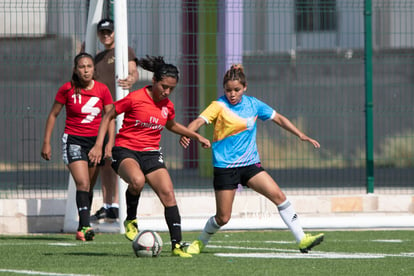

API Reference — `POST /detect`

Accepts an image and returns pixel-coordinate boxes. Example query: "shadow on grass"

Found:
[43,252,132,257]
[0,234,73,242]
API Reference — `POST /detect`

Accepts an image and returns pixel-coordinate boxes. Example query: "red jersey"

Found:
[114,86,175,151]
[55,81,113,136]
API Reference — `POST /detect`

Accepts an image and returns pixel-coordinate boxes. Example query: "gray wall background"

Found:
[0,0,413,194]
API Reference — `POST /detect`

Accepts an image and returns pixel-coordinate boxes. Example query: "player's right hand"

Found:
[88,146,102,166]
[41,143,51,161]
[179,136,191,149]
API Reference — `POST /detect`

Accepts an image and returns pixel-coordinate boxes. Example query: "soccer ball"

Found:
[132,230,163,257]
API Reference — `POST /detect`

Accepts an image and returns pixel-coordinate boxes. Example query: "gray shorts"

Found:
[61,133,105,167]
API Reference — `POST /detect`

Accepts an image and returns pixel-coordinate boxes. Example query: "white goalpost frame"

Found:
[114,0,129,234]
[84,0,105,56]
[63,0,105,233]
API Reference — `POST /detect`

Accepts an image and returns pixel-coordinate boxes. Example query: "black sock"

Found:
[88,191,93,210]
[125,189,140,220]
[165,205,182,250]
[76,190,90,230]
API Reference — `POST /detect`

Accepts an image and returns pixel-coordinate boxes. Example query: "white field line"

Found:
[214,252,414,259]
[372,239,403,243]
[205,239,413,259]
[0,269,97,276]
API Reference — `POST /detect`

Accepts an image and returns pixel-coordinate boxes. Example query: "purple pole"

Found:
[182,0,198,168]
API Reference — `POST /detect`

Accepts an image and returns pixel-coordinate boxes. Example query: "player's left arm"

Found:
[272,113,320,148]
[166,119,210,149]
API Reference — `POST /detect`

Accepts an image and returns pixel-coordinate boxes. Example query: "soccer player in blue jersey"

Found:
[180,64,324,254]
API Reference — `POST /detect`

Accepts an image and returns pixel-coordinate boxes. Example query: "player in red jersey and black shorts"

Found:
[89,19,140,222]
[41,52,115,241]
[88,55,211,257]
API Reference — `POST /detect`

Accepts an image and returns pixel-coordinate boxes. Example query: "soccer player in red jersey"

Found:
[90,19,140,222]
[88,56,211,257]
[41,52,115,242]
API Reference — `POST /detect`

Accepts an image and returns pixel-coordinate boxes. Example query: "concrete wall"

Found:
[1,193,413,234]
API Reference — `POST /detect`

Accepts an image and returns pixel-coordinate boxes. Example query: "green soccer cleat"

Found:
[124,219,139,241]
[76,226,95,241]
[299,233,324,253]
[185,239,204,255]
[172,243,192,258]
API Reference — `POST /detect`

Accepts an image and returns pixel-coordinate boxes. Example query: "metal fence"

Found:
[0,0,413,199]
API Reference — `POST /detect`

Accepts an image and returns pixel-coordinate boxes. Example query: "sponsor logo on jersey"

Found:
[161,106,168,118]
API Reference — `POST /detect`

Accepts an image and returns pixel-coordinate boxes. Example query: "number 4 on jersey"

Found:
[81,97,101,123]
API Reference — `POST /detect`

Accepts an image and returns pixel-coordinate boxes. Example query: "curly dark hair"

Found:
[138,55,179,83]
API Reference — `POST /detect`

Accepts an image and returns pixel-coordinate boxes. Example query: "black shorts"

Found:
[61,133,105,167]
[111,146,167,175]
[213,163,265,191]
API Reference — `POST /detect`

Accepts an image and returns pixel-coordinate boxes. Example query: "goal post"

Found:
[113,0,129,234]
[84,0,104,56]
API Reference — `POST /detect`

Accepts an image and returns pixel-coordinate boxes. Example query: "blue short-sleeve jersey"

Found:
[200,95,276,168]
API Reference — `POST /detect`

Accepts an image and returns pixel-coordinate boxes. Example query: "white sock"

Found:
[103,203,110,209]
[111,203,119,208]
[198,216,221,246]
[278,200,305,242]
